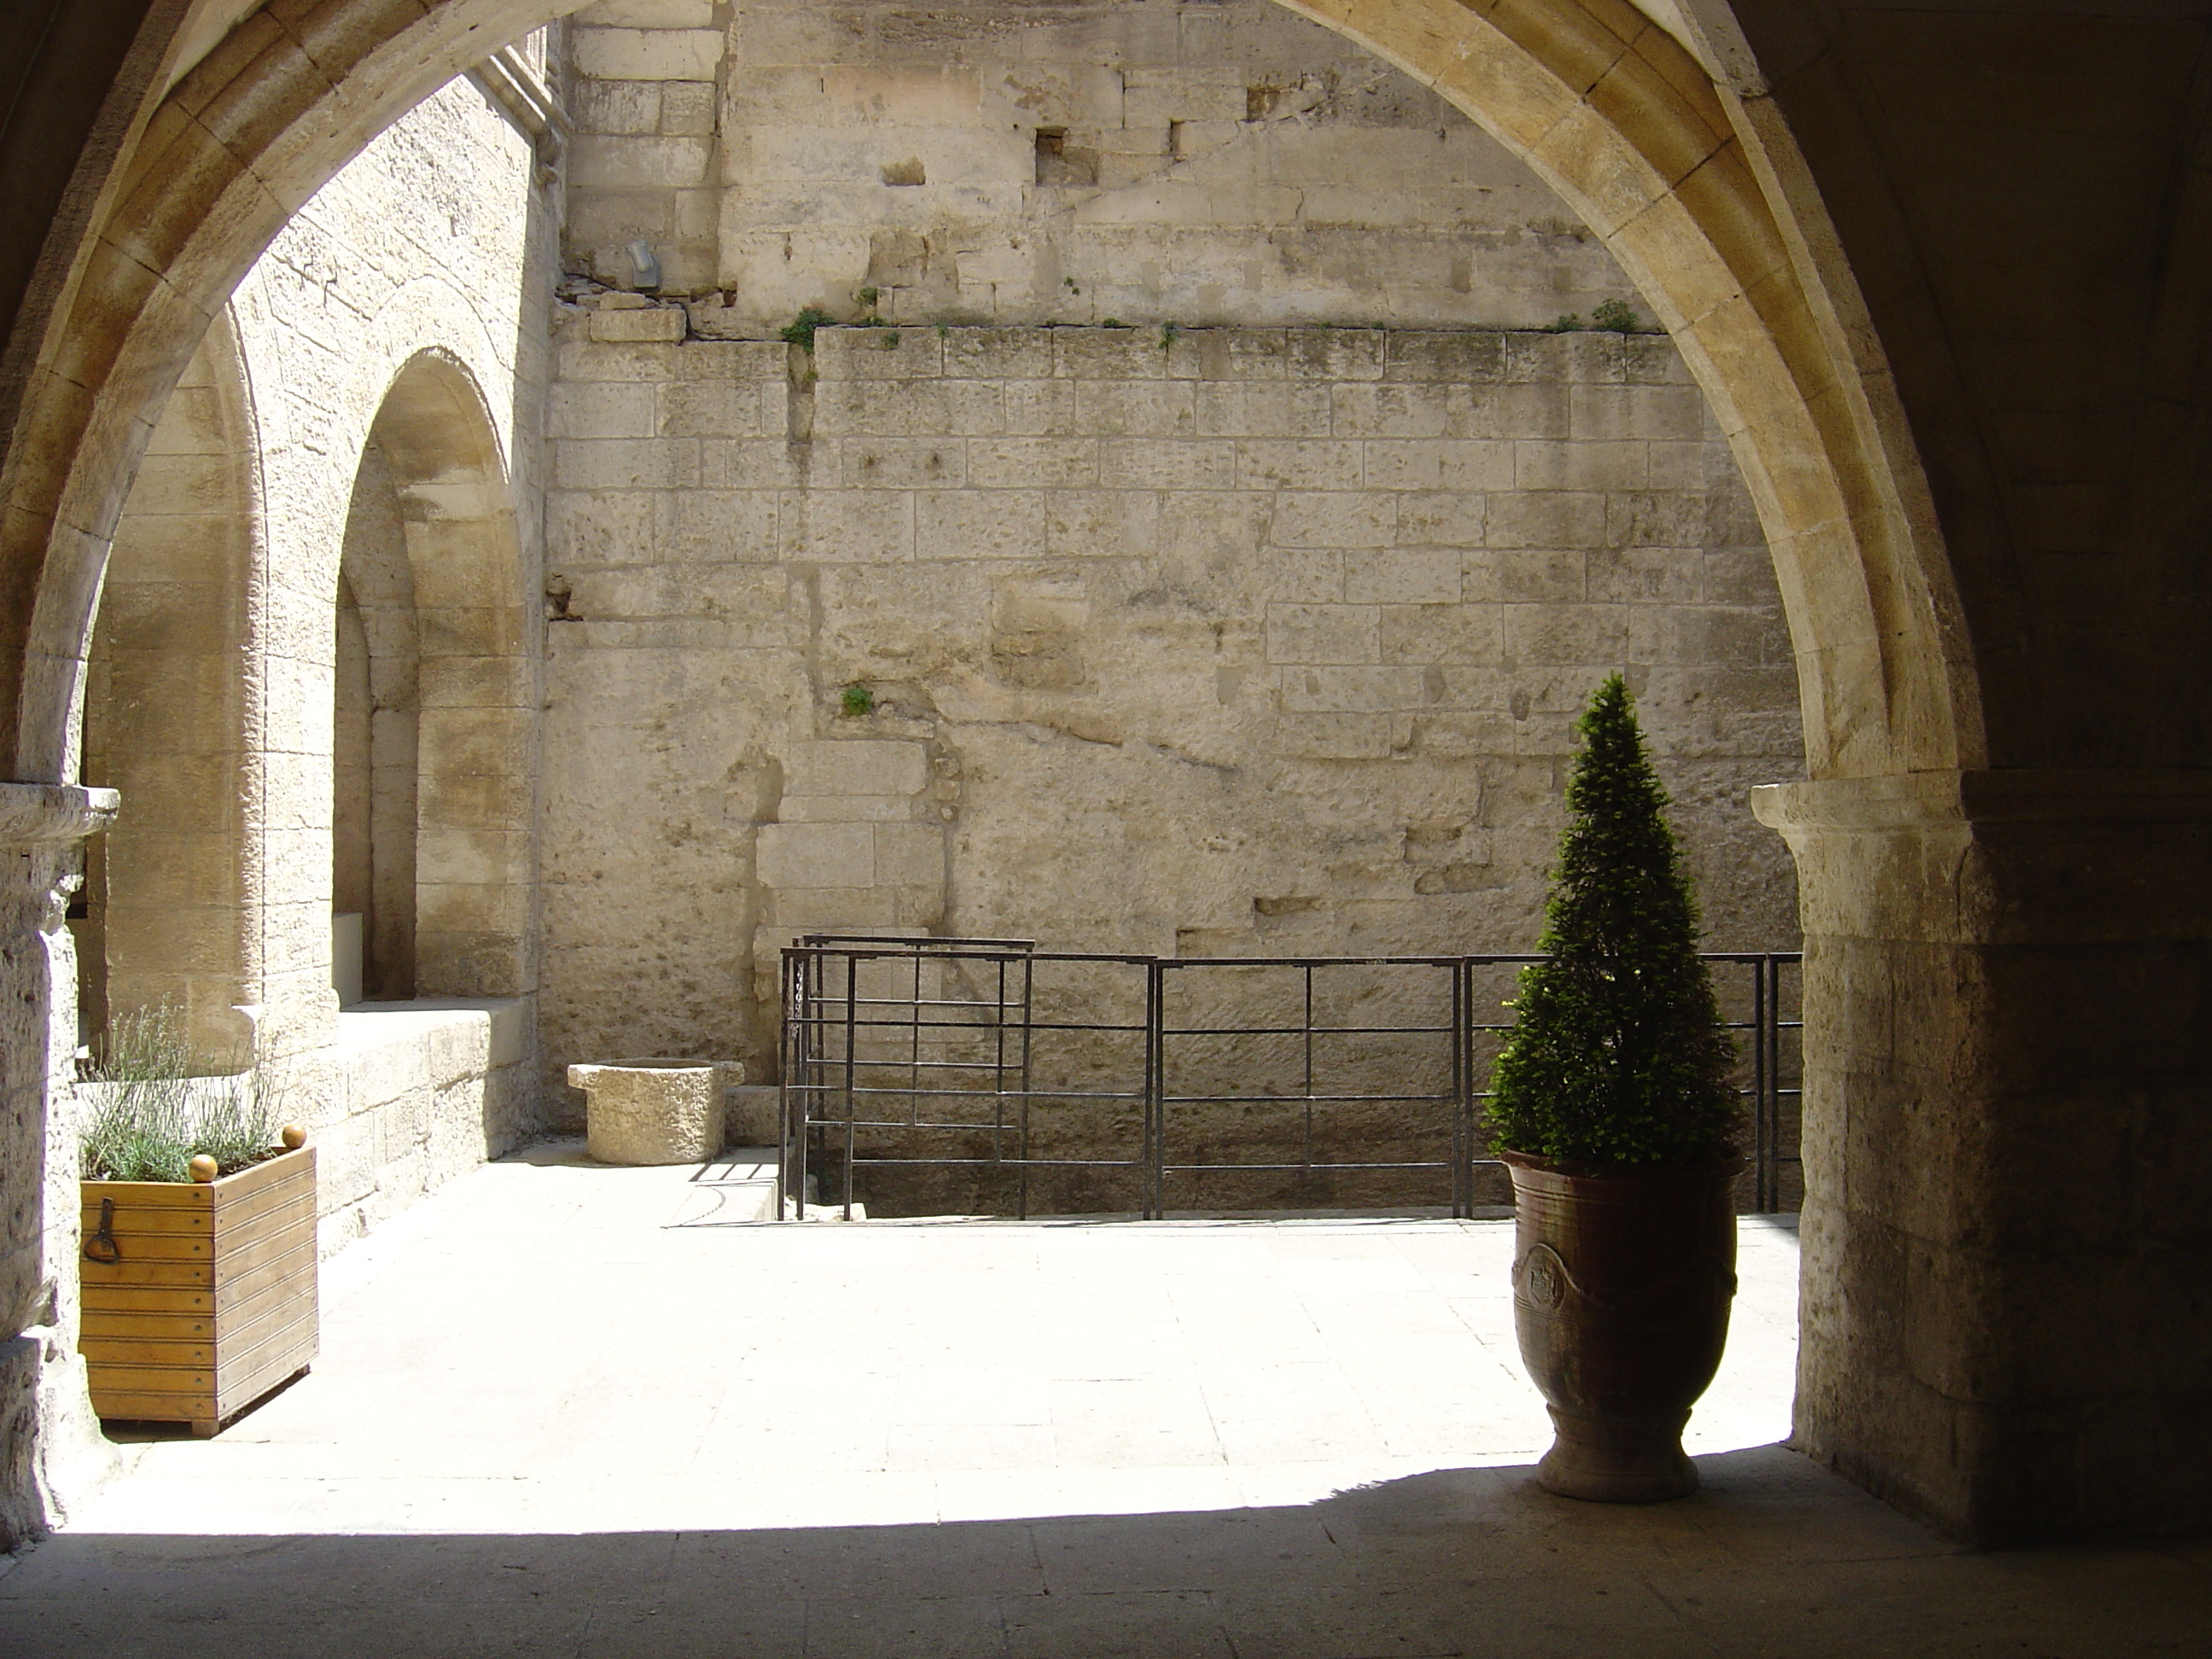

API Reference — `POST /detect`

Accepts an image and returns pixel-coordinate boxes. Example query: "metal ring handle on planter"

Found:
[83,1197,121,1264]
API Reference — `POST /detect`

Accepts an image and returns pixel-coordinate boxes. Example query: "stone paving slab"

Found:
[3,1142,2207,1655]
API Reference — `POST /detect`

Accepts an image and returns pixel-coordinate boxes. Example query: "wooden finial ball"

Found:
[188,1155,219,1184]
[281,1124,307,1150]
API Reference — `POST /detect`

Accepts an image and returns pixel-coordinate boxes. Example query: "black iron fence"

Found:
[780,934,1802,1220]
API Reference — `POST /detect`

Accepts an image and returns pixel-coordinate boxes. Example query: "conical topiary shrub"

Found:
[1487,674,1739,1167]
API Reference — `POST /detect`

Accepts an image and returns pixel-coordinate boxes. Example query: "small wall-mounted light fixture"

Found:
[626,240,662,293]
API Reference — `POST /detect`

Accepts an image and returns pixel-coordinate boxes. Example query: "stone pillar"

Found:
[1754,771,2212,1545]
[0,783,119,1548]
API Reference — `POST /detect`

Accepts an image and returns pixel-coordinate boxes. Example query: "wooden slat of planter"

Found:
[90,1363,217,1395]
[79,1207,212,1235]
[80,1336,217,1367]
[82,1285,214,1313]
[90,1390,224,1422]
[85,1232,213,1265]
[83,1258,214,1289]
[82,1309,214,1341]
[79,1181,211,1208]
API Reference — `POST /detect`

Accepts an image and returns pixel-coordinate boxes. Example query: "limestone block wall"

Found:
[319,1000,534,1253]
[560,0,1638,333]
[563,0,726,296]
[541,315,1802,1102]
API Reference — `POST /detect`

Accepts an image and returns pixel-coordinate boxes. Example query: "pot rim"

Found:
[1498,1146,1745,1185]
[573,1057,738,1071]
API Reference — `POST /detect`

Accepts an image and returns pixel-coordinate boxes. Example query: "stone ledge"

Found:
[0,784,118,845]
[334,997,531,1074]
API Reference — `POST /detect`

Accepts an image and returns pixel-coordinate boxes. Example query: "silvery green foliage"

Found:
[79,1005,281,1182]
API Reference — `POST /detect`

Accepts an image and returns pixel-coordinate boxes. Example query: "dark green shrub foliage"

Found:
[1487,675,1739,1167]
[778,306,838,351]
[1591,297,1640,333]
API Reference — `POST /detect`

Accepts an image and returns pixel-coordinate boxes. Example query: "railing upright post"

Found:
[1452,958,1471,1220]
[1754,955,1773,1213]
[841,952,859,1220]
[1144,959,1164,1220]
[1771,954,1788,1213]
[1016,954,1036,1221]
[787,946,805,1220]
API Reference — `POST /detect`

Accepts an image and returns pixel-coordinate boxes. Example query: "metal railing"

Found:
[781,934,1802,1220]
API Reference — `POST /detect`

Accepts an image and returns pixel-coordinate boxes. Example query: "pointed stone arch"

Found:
[347,347,534,1003]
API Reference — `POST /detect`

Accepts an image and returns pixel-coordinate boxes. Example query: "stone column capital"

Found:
[1755,768,2212,944]
[0,784,118,847]
[1753,768,2212,835]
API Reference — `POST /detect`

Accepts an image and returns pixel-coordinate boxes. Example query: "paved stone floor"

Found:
[3,1143,2207,1656]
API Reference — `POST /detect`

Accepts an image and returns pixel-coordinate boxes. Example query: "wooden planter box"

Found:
[79,1145,318,1436]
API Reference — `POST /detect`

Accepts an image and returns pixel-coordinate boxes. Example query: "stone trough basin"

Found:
[568,1059,743,1166]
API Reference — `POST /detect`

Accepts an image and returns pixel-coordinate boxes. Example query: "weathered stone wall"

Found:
[563,0,727,296]
[542,316,1802,1109]
[563,0,1640,332]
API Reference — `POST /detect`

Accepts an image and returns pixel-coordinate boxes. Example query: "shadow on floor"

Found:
[4,1447,2208,1657]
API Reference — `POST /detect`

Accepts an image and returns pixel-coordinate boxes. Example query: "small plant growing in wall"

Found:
[1545,312,1582,334]
[839,683,876,719]
[779,306,838,352]
[1160,321,1179,351]
[1487,674,1738,1167]
[1591,298,1641,334]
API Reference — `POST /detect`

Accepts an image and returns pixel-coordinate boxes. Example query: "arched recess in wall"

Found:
[334,434,421,1004]
[79,310,258,1070]
[340,348,533,1003]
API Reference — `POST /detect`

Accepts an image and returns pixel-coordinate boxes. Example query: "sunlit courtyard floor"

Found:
[4,1142,2207,1656]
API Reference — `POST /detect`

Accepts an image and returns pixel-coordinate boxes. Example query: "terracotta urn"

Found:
[1501,1150,1743,1501]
